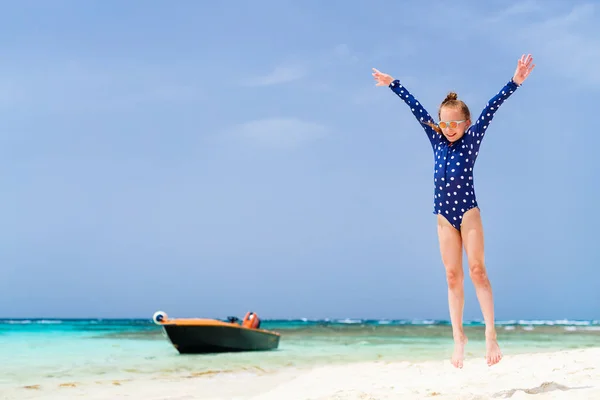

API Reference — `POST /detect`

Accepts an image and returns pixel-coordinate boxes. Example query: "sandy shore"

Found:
[6,347,600,400]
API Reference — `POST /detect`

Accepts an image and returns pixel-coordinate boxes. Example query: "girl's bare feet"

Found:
[485,331,503,366]
[452,333,468,368]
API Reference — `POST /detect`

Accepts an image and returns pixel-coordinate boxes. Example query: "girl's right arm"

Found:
[388,79,442,149]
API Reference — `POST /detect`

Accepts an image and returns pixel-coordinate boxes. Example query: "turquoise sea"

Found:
[2,318,599,391]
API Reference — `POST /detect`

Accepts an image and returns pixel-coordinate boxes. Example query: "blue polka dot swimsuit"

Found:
[389,78,520,231]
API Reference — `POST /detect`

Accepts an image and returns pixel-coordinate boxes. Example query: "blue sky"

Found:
[1,0,599,321]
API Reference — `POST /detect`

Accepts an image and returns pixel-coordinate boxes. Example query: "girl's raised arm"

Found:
[468,54,535,148]
[373,68,442,150]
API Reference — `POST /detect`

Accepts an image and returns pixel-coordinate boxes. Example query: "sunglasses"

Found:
[438,120,466,129]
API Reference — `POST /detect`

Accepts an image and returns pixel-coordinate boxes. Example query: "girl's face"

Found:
[439,106,470,142]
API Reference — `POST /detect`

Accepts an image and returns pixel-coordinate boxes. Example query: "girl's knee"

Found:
[445,268,464,288]
[468,261,488,285]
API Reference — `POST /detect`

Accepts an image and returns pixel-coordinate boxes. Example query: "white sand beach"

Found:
[7,347,600,400]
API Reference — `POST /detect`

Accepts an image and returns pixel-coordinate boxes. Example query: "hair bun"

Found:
[443,92,458,103]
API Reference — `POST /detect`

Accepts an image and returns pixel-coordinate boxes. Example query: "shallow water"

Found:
[2,318,599,389]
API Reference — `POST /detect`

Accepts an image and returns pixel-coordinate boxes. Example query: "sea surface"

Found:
[1,318,599,391]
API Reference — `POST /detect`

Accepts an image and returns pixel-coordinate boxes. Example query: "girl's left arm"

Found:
[468,79,520,146]
[469,54,534,143]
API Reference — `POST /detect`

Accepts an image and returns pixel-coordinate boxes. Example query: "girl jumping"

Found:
[372,54,535,368]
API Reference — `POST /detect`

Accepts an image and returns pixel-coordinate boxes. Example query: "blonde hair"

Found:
[424,92,471,134]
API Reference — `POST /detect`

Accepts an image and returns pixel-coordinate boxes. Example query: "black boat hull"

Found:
[162,324,280,354]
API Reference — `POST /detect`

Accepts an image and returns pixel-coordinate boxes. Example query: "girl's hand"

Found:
[372,68,394,86]
[512,54,535,85]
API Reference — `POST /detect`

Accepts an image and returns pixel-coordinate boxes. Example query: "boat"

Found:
[152,310,280,354]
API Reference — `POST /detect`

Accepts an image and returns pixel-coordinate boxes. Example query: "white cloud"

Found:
[243,44,359,88]
[332,44,359,63]
[244,65,307,86]
[0,60,203,113]
[485,0,542,22]
[229,117,327,149]
[479,2,600,87]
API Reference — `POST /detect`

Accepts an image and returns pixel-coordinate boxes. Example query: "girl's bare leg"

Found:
[437,215,467,368]
[461,208,502,366]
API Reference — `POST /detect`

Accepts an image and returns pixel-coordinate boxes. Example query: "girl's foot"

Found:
[452,334,468,368]
[485,338,502,366]
[485,330,503,366]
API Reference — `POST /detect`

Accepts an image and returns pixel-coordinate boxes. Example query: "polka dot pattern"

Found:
[389,78,520,230]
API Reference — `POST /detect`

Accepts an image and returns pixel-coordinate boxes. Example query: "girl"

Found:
[372,54,535,368]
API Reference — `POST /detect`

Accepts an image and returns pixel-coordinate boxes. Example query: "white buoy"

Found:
[153,311,168,324]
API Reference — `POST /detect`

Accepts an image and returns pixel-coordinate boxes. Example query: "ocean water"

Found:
[1,318,599,391]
